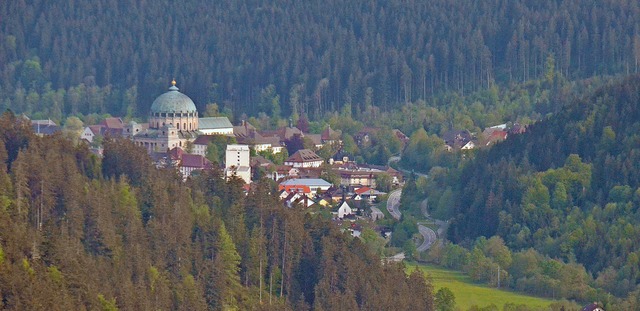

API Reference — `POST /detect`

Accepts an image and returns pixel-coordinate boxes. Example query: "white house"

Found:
[337,201,353,219]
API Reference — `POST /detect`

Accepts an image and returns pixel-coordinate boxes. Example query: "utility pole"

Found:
[497,266,501,289]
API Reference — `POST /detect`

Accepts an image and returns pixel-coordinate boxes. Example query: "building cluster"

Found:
[23,81,399,219]
[27,81,525,222]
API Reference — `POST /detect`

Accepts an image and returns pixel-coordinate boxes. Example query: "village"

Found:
[24,81,525,240]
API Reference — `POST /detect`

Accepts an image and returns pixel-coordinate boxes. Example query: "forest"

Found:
[1,0,640,121]
[0,112,435,310]
[427,75,640,308]
[3,0,640,309]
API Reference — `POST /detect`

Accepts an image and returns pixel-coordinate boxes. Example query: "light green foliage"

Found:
[98,294,119,311]
[360,228,386,257]
[0,245,4,265]
[48,266,64,284]
[63,116,84,142]
[483,236,512,269]
[545,54,555,84]
[434,287,456,311]
[375,173,392,192]
[22,258,35,276]
[407,263,556,310]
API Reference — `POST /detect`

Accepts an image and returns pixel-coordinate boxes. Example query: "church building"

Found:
[123,80,231,153]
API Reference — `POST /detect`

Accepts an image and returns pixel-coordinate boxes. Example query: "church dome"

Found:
[150,81,197,114]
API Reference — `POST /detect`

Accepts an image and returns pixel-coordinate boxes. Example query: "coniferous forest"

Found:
[4,0,640,309]
[441,76,640,306]
[0,112,434,310]
[1,0,640,119]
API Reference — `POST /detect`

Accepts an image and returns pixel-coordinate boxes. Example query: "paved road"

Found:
[417,225,437,252]
[387,189,402,220]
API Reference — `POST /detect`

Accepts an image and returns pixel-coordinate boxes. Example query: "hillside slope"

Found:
[449,75,640,297]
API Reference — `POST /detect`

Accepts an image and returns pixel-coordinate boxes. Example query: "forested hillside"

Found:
[1,0,639,119]
[446,75,640,300]
[0,112,434,310]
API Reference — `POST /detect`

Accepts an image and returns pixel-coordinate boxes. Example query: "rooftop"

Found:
[280,178,332,188]
[199,117,233,130]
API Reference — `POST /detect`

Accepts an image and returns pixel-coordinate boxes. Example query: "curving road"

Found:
[386,188,442,252]
[417,225,437,252]
[386,189,402,220]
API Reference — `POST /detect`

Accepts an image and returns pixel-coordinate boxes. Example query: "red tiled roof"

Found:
[286,149,323,163]
[355,187,372,195]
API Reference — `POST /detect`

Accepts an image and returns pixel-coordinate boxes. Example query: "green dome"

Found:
[150,84,197,114]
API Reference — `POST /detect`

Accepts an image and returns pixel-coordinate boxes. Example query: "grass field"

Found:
[406,262,556,310]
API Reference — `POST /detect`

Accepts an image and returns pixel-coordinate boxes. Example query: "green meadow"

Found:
[406,263,557,310]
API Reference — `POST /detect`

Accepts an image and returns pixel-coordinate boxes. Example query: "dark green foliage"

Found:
[444,75,640,304]
[0,121,435,310]
[1,1,639,119]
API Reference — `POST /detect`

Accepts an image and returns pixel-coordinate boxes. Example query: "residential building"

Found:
[225,144,251,184]
[284,149,324,168]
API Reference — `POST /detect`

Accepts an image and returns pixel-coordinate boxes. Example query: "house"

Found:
[31,119,60,136]
[461,140,476,150]
[262,126,303,142]
[442,129,474,150]
[354,127,379,147]
[335,163,403,188]
[509,123,527,135]
[100,117,124,136]
[305,134,324,149]
[392,129,410,145]
[321,125,341,145]
[336,201,353,219]
[480,129,508,147]
[580,303,604,311]
[284,149,324,168]
[81,126,100,143]
[272,165,299,181]
[199,117,234,135]
[329,149,352,165]
[355,187,386,202]
[180,153,212,179]
[279,178,332,195]
[192,135,215,157]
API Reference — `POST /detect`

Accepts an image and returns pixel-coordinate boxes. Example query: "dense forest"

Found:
[0,112,435,310]
[1,0,640,120]
[438,75,640,306]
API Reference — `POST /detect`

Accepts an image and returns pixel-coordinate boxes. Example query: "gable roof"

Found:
[233,121,257,137]
[250,155,273,167]
[355,187,372,195]
[286,149,323,163]
[199,117,233,129]
[181,154,211,169]
[101,117,124,129]
[193,135,213,145]
[262,126,303,141]
[306,134,323,146]
[321,126,339,141]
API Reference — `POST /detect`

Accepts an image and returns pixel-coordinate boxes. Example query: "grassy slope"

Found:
[406,263,556,310]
